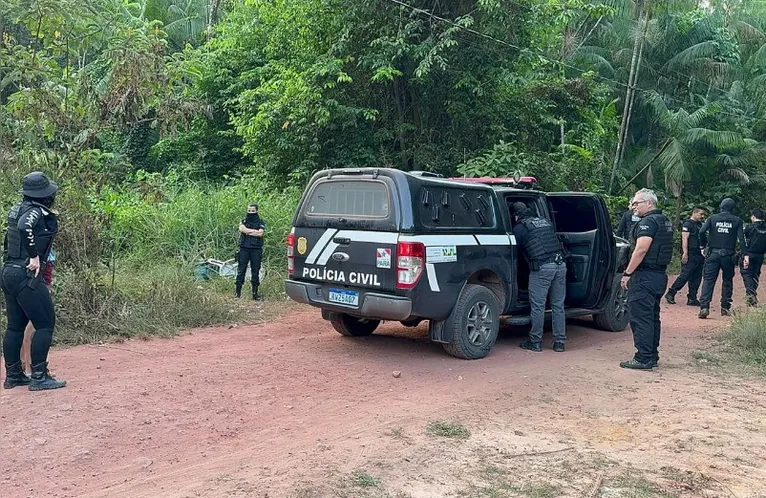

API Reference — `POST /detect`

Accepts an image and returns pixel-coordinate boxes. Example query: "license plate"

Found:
[328,289,359,306]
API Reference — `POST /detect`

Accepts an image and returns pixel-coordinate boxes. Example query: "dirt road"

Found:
[2,281,766,498]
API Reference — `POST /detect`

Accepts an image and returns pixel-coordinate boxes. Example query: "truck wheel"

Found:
[593,275,630,332]
[329,313,380,337]
[442,285,500,360]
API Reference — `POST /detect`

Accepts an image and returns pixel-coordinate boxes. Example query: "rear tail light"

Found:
[396,241,425,289]
[287,233,296,275]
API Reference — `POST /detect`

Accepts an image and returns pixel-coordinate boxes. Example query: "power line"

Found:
[386,0,766,124]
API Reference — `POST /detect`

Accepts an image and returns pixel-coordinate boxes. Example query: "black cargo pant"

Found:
[1,265,55,367]
[628,270,668,365]
[741,254,764,305]
[699,250,735,310]
[668,253,704,301]
[236,247,262,293]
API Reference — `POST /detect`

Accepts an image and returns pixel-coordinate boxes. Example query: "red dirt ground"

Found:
[2,277,765,498]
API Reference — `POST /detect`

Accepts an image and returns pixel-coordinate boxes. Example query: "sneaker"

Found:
[619,359,653,370]
[687,299,701,306]
[721,308,733,317]
[519,340,542,352]
[552,341,565,353]
[698,308,709,319]
[665,293,676,305]
[651,358,659,368]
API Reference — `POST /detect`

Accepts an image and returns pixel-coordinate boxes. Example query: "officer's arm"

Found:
[253,222,265,238]
[17,207,41,258]
[699,218,711,237]
[625,237,652,274]
[738,221,747,251]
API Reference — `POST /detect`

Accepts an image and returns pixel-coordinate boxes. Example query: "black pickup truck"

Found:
[285,168,631,359]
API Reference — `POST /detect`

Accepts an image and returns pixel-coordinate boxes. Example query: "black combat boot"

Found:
[619,358,653,370]
[252,285,262,301]
[519,340,542,352]
[664,292,676,305]
[235,284,242,299]
[698,308,709,319]
[552,341,565,353]
[3,361,31,389]
[28,362,66,391]
[721,308,733,317]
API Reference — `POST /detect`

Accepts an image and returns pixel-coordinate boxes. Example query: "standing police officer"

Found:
[512,202,567,353]
[235,203,265,300]
[665,206,707,306]
[698,198,746,318]
[741,208,766,306]
[620,189,673,370]
[2,172,66,391]
[616,203,640,241]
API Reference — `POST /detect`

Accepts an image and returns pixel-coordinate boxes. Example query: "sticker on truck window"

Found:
[426,246,457,263]
[376,248,392,268]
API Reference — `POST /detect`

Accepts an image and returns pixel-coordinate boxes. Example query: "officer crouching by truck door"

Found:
[698,198,746,319]
[741,208,766,306]
[511,202,568,353]
[2,172,66,391]
[620,189,673,370]
[665,206,707,306]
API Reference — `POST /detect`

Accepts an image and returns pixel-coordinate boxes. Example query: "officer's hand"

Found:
[682,253,688,265]
[744,255,750,269]
[26,256,40,277]
[621,275,630,290]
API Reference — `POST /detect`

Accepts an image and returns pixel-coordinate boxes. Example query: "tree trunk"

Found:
[674,183,684,228]
[207,0,223,41]
[609,4,646,193]
[617,10,649,168]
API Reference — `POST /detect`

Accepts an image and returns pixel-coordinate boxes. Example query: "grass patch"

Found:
[602,473,676,498]
[426,420,471,439]
[350,470,382,489]
[724,308,766,372]
[461,465,561,498]
[691,351,723,365]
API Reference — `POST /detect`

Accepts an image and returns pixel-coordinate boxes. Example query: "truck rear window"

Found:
[305,180,390,218]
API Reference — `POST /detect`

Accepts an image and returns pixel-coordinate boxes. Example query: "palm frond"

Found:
[735,20,766,45]
[722,167,751,185]
[657,138,688,183]
[664,41,719,71]
[682,128,745,150]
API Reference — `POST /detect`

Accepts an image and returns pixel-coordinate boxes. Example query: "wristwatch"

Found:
[623,271,633,277]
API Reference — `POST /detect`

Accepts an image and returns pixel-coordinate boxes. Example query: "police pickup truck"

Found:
[285,168,631,359]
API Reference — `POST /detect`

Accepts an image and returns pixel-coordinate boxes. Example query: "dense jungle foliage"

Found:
[1,0,766,341]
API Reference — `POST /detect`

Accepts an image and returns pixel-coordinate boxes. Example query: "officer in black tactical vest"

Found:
[619,189,673,370]
[512,202,567,353]
[2,172,66,391]
[235,203,266,300]
[665,206,707,306]
[698,198,746,318]
[616,203,640,241]
[741,208,766,306]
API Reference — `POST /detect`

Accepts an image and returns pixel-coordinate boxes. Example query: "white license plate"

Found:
[328,289,359,306]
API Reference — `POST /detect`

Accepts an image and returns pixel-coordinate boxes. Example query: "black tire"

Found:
[442,284,500,360]
[593,274,630,332]
[400,318,423,328]
[329,313,380,337]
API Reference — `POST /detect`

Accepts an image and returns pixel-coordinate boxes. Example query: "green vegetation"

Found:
[426,420,471,439]
[724,308,766,372]
[3,0,766,343]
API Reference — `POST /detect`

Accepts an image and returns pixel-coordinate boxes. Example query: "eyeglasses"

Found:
[630,199,649,207]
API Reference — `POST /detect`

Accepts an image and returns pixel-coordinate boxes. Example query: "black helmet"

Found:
[21,172,58,199]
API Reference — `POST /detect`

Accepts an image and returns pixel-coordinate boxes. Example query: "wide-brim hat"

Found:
[20,171,58,198]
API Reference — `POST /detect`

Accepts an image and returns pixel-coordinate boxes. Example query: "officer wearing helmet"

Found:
[698,198,746,318]
[2,172,66,391]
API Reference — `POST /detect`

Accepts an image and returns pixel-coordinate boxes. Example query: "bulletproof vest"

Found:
[637,211,674,271]
[4,201,53,264]
[239,216,263,249]
[746,221,766,255]
[519,217,562,264]
[707,213,741,250]
[686,220,702,249]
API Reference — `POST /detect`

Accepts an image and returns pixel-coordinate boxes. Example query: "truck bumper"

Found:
[285,280,413,321]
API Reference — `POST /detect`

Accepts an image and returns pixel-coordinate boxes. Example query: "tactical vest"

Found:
[519,217,562,264]
[637,211,674,271]
[239,216,264,249]
[4,201,54,264]
[686,220,702,249]
[707,213,740,250]
[746,221,766,255]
